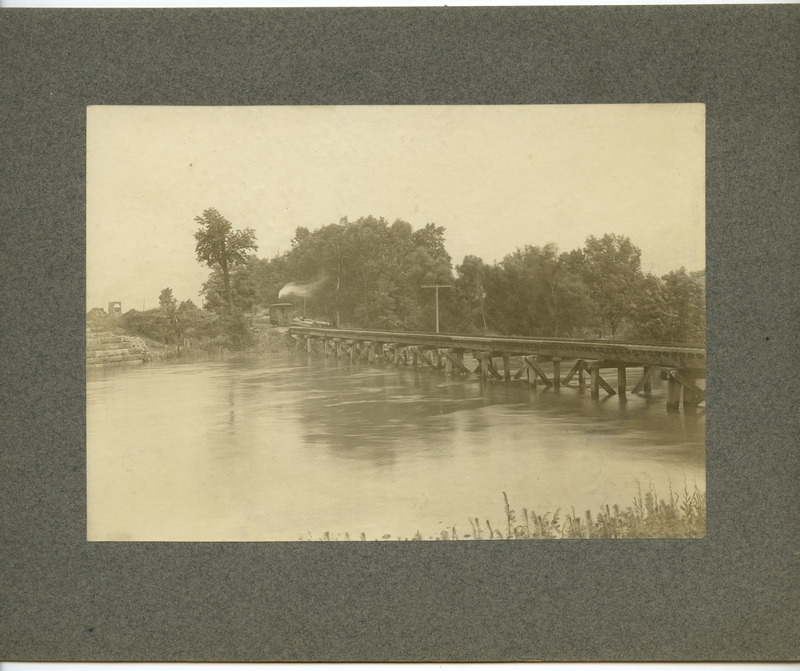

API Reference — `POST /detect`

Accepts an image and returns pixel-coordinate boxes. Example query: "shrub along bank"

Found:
[88,305,290,362]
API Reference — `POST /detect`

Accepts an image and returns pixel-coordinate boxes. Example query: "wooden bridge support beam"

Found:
[675,369,705,408]
[443,349,454,375]
[666,371,682,412]
[415,347,440,373]
[553,357,561,389]
[524,356,553,389]
[617,365,627,399]
[560,360,588,390]
[442,350,471,376]
[472,352,500,380]
[482,355,502,380]
[664,369,705,411]
[588,363,617,400]
[631,365,658,395]
[502,354,511,381]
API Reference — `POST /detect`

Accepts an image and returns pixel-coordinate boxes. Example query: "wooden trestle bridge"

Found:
[287,326,706,412]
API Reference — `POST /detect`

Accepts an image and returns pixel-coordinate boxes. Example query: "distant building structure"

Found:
[108,301,122,318]
[268,303,295,326]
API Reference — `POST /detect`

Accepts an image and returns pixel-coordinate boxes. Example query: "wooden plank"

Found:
[631,365,657,394]
[415,347,440,372]
[578,361,586,390]
[444,349,454,374]
[441,350,471,375]
[666,373,683,412]
[617,365,627,397]
[525,362,536,388]
[597,371,617,396]
[524,356,553,388]
[502,354,511,381]
[673,370,706,406]
[486,356,503,380]
[553,357,561,388]
[476,352,490,380]
[588,363,616,397]
[561,360,582,385]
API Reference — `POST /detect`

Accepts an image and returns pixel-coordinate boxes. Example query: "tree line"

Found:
[186,208,704,344]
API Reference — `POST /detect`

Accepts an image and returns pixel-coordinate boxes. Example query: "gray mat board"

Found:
[1,6,799,661]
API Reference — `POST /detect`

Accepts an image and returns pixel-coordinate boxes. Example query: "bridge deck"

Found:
[287,326,705,370]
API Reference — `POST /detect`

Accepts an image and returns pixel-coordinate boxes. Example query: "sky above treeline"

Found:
[87,104,705,313]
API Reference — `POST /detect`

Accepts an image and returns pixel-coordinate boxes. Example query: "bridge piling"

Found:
[666,371,682,412]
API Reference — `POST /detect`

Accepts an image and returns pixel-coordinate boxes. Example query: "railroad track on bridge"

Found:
[287,326,706,412]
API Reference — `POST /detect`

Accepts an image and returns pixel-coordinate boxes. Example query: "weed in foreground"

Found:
[300,480,705,541]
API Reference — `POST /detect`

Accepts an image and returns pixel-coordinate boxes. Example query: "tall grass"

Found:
[299,481,706,541]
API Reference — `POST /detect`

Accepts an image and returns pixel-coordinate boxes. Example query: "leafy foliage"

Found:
[194,208,258,311]
[158,287,177,313]
[192,212,703,343]
[580,233,644,336]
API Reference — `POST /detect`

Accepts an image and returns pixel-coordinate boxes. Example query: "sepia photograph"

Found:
[5,2,798,662]
[87,104,706,542]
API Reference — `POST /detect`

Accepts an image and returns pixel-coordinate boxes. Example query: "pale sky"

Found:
[87,104,705,312]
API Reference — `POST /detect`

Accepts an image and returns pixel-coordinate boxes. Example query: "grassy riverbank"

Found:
[300,482,706,541]
[88,309,293,365]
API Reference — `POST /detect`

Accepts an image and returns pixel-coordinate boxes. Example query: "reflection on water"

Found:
[87,354,705,541]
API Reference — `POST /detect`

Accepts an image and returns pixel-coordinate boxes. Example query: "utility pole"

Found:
[421,284,453,333]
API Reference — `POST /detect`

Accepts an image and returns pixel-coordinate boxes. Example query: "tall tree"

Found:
[581,233,644,336]
[453,255,489,333]
[158,287,177,313]
[194,208,258,312]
